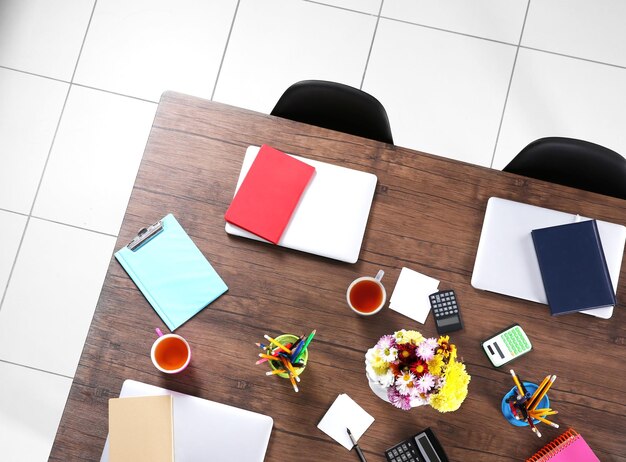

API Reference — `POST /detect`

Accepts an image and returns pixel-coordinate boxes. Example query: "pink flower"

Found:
[387,387,412,411]
[416,373,436,394]
[417,341,436,361]
[377,335,396,350]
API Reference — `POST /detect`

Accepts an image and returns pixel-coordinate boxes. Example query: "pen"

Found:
[346,428,367,462]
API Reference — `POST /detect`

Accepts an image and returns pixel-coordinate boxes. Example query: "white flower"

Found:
[378,369,395,388]
[409,394,429,407]
[380,347,398,362]
[395,371,417,396]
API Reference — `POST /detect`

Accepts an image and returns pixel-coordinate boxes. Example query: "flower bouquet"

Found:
[365,329,470,412]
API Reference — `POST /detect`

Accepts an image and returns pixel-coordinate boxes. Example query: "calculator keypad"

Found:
[385,440,423,462]
[430,291,458,317]
[429,290,463,334]
[501,326,531,356]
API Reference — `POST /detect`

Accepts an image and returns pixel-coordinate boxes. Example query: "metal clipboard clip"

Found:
[127,219,164,251]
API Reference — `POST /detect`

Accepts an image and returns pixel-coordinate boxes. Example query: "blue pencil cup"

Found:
[501,381,550,426]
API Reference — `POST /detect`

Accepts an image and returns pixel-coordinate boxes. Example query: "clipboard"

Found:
[115,214,228,331]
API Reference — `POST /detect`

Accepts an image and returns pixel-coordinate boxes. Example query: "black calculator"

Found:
[385,428,449,462]
[429,290,463,334]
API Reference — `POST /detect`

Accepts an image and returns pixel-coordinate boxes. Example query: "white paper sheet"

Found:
[389,267,440,323]
[317,394,374,450]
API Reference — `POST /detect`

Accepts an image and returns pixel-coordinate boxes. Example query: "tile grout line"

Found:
[0,208,28,218]
[360,0,385,90]
[0,65,71,84]
[69,0,98,84]
[303,0,379,17]
[0,0,99,314]
[518,44,626,70]
[31,216,118,238]
[488,0,532,169]
[0,359,73,380]
[381,15,519,47]
[71,82,158,105]
[211,0,241,101]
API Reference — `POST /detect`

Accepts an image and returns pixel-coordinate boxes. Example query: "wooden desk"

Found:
[50,92,626,461]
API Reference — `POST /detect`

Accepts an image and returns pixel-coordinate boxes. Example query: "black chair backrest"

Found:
[503,137,626,200]
[271,80,394,144]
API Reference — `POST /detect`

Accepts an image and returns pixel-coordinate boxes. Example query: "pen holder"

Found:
[501,381,550,426]
[268,334,308,379]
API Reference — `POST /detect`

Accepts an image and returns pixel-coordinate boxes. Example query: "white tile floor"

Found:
[0,1,625,460]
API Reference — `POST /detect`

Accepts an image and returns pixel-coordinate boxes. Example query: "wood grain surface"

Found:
[49,91,626,462]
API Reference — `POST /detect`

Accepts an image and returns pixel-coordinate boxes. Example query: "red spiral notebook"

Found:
[224,144,315,244]
[526,428,599,462]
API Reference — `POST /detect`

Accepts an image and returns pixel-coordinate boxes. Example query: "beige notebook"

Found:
[109,395,174,462]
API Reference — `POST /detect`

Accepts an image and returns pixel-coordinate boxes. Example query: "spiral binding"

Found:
[526,428,579,462]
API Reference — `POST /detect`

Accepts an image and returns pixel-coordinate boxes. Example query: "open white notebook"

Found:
[226,146,377,263]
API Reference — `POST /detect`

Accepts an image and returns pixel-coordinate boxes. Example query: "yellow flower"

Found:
[394,329,424,345]
[427,355,444,376]
[430,362,471,413]
[370,354,390,376]
[436,335,456,359]
[403,330,425,345]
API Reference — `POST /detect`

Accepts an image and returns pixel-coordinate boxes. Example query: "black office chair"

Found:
[271,80,394,144]
[503,137,626,200]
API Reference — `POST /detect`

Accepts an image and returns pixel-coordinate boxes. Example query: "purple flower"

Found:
[388,387,412,411]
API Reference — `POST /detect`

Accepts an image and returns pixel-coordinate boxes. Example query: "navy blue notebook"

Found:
[531,220,615,316]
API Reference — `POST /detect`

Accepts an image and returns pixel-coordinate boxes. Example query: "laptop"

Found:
[100,380,273,462]
[225,146,378,264]
[471,197,626,319]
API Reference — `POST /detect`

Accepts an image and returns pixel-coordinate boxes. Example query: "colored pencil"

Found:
[264,334,292,354]
[532,415,559,428]
[527,417,541,438]
[529,375,556,411]
[527,375,551,410]
[288,373,299,392]
[510,369,525,397]
[294,329,316,363]
[258,353,282,361]
[280,356,301,382]
[265,369,287,375]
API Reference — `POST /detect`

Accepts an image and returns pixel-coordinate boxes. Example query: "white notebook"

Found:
[471,197,626,319]
[225,146,377,264]
[101,380,273,462]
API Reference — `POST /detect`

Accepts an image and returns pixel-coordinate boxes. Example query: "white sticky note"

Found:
[389,267,440,324]
[317,394,375,450]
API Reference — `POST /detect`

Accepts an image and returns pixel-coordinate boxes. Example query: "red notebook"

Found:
[526,428,599,462]
[225,145,315,244]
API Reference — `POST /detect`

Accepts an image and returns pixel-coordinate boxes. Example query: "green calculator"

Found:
[481,324,532,367]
